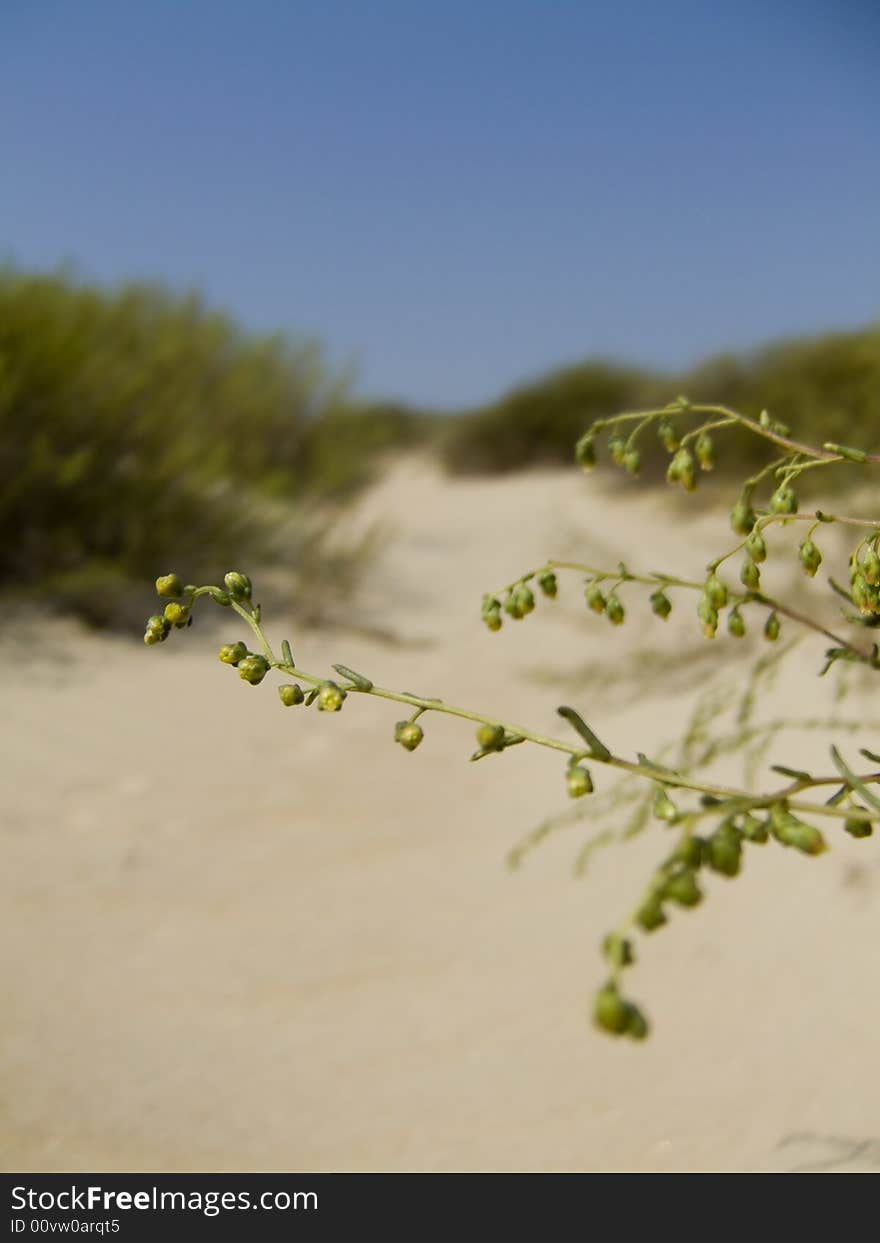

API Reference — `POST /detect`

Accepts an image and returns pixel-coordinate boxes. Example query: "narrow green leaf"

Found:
[557,706,611,760]
[771,764,813,781]
[281,639,294,668]
[830,745,880,813]
[332,663,373,691]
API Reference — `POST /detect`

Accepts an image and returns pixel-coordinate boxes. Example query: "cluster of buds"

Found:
[144,572,197,644]
[481,570,557,631]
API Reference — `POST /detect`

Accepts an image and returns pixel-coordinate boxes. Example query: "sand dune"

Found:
[3,458,880,1172]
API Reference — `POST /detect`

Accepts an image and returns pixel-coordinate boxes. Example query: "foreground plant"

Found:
[146,400,880,1040]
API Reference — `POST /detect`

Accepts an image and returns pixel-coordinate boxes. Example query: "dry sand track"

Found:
[3,459,880,1171]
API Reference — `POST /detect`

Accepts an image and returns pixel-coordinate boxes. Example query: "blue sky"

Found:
[3,1,879,407]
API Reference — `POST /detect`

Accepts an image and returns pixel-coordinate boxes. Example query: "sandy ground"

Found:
[3,458,880,1173]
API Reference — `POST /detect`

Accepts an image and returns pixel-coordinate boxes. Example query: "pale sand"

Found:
[3,458,880,1173]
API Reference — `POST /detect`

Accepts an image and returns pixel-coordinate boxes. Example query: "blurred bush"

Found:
[441,324,880,478]
[0,268,428,626]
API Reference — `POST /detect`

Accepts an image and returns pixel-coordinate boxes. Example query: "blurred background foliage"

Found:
[1,266,877,628]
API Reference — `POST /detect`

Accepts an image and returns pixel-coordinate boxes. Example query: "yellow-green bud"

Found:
[608,435,627,465]
[730,500,756,535]
[278,683,305,707]
[144,614,170,643]
[764,612,781,641]
[844,817,873,839]
[770,484,798,515]
[658,419,679,452]
[705,827,742,877]
[476,722,505,751]
[224,571,253,601]
[503,592,524,619]
[745,529,767,563]
[514,583,535,615]
[602,933,634,968]
[238,654,270,685]
[863,548,880,586]
[538,571,558,598]
[653,788,677,822]
[672,836,704,869]
[704,574,728,609]
[163,601,190,627]
[156,573,184,598]
[208,588,232,607]
[605,593,625,625]
[727,606,746,638]
[695,431,714,471]
[663,867,702,907]
[740,558,761,591]
[624,1004,649,1041]
[317,680,346,711]
[669,447,696,490]
[741,813,769,843]
[395,721,424,751]
[219,641,248,665]
[799,539,822,577]
[635,897,667,932]
[566,764,594,798]
[697,597,718,638]
[623,448,641,475]
[650,589,672,619]
[585,584,606,614]
[593,983,630,1035]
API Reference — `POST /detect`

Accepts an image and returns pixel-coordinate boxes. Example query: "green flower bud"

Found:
[658,419,679,452]
[669,447,696,491]
[799,539,822,577]
[585,584,607,614]
[218,641,248,665]
[208,588,232,607]
[730,499,756,535]
[317,680,346,711]
[706,827,743,877]
[514,583,535,615]
[745,529,767,563]
[727,606,746,638]
[663,867,702,908]
[851,575,872,613]
[566,764,594,798]
[704,574,728,609]
[538,571,558,598]
[740,558,761,591]
[741,813,769,843]
[653,788,677,822]
[770,484,798,515]
[608,435,627,466]
[278,683,305,707]
[238,654,270,685]
[764,612,781,642]
[844,816,873,839]
[476,722,505,751]
[863,548,880,586]
[575,434,597,470]
[624,1003,650,1041]
[593,983,630,1035]
[503,592,524,619]
[144,614,171,643]
[605,593,625,625]
[672,836,704,869]
[697,597,718,638]
[770,805,826,854]
[650,589,672,619]
[156,573,184,598]
[623,448,641,476]
[394,721,424,751]
[635,897,667,932]
[482,597,503,631]
[602,933,634,968]
[163,601,190,627]
[224,571,253,602]
[695,431,714,471]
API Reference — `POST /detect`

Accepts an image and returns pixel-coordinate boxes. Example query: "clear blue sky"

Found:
[3,0,879,408]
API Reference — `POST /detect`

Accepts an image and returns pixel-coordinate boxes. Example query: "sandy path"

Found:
[3,459,880,1172]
